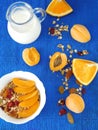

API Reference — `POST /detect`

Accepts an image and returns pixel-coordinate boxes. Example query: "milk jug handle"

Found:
[33,8,46,23]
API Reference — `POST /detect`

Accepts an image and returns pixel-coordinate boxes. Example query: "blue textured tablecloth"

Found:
[0,0,98,130]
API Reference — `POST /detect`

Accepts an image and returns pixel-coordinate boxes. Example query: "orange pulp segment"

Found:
[72,59,98,85]
[46,0,73,17]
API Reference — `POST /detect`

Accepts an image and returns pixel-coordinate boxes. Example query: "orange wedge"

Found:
[18,101,40,118]
[18,89,39,101]
[19,92,39,108]
[12,78,35,88]
[72,59,98,85]
[46,0,73,17]
[13,85,36,94]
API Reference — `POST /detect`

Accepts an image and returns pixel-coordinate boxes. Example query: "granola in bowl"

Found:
[0,71,46,124]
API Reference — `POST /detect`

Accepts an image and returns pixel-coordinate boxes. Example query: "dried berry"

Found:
[14,100,19,106]
[69,88,77,94]
[82,88,86,94]
[59,108,67,116]
[67,112,74,124]
[49,28,55,35]
[58,86,65,94]
[7,88,14,99]
[65,69,73,80]
[58,99,65,106]
[7,101,15,108]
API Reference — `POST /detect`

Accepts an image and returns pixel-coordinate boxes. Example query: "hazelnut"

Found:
[70,24,91,43]
[65,93,85,113]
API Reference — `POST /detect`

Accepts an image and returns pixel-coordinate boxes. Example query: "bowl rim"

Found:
[0,71,46,124]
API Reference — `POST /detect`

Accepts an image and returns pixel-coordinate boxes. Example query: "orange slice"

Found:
[46,0,73,17]
[18,89,39,101]
[19,92,39,108]
[13,85,36,94]
[18,101,40,118]
[12,78,35,88]
[72,59,98,85]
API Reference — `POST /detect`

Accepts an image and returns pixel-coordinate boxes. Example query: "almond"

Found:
[70,24,91,43]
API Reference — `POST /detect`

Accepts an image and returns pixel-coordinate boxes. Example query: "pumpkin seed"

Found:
[67,112,74,124]
[54,55,62,67]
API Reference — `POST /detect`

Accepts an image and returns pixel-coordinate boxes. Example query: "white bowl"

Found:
[0,71,46,124]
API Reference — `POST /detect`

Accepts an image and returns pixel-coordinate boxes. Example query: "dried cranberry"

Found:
[6,88,14,99]
[49,28,55,35]
[7,101,15,108]
[14,100,19,106]
[82,88,86,94]
[7,94,12,99]
[8,88,14,94]
[59,108,67,116]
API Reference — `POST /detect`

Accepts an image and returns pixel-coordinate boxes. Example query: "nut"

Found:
[70,24,91,43]
[65,93,85,113]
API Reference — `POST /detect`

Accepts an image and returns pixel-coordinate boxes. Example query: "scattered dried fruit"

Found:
[69,88,77,94]
[82,88,86,94]
[49,27,55,35]
[65,68,73,80]
[67,112,74,124]
[59,108,67,116]
[77,50,89,56]
[48,21,69,39]
[58,86,65,94]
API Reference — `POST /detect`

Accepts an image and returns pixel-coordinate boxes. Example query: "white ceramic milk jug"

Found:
[6,1,46,44]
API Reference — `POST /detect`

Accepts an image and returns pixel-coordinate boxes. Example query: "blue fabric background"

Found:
[0,0,98,129]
